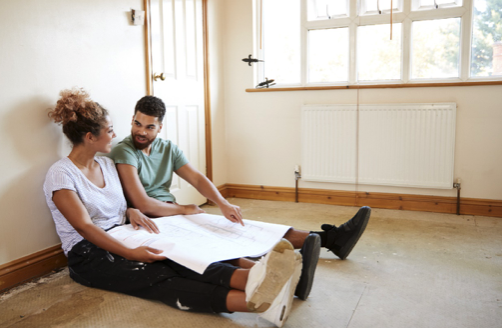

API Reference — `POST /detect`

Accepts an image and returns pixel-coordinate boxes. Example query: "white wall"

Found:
[0,0,146,266]
[219,0,502,201]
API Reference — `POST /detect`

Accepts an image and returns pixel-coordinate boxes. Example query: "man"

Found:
[109,95,371,301]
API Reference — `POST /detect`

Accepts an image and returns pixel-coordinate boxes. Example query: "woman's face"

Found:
[94,116,116,153]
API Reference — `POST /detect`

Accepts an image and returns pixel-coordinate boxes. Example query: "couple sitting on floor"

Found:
[43,88,371,327]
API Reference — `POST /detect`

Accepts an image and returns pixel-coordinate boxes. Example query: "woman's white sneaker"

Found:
[259,252,303,327]
[245,239,297,312]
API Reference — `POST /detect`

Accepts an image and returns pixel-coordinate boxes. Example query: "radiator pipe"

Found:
[295,166,301,203]
[453,179,461,215]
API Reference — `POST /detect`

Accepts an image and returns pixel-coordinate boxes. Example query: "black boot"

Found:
[295,233,320,300]
[322,206,371,260]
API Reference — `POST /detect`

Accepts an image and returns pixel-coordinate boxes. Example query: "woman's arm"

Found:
[52,189,166,263]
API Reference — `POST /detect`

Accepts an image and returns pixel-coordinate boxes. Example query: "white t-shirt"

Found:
[43,156,127,256]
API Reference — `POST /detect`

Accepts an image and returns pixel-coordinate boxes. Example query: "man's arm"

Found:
[175,163,244,225]
[116,163,204,217]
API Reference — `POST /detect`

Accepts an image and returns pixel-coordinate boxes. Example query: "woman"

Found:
[43,88,301,327]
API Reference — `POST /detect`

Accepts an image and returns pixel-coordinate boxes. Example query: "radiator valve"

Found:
[295,165,301,180]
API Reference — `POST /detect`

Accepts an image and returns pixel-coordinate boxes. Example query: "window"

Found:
[309,28,349,83]
[255,0,502,87]
[471,0,502,77]
[262,0,301,84]
[411,18,461,79]
[358,23,402,81]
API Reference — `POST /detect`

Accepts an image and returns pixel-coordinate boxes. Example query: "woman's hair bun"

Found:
[48,88,108,145]
[49,88,101,125]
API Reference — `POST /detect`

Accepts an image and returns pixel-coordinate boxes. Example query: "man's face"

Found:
[131,111,163,151]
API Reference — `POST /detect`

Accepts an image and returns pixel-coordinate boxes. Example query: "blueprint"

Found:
[107,213,291,274]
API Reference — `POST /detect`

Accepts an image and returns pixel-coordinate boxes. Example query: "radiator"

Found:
[301,103,456,189]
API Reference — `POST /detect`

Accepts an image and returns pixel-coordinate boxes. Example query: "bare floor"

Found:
[1,198,501,328]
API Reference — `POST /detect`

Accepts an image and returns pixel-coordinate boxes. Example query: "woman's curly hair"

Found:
[48,88,109,145]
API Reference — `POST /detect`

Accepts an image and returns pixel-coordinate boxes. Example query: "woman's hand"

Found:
[127,208,160,234]
[127,246,166,263]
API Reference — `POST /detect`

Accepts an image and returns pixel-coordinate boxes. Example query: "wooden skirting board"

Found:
[0,244,67,293]
[218,184,502,218]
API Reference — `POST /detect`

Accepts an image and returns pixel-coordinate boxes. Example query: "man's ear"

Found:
[131,115,135,125]
[158,123,163,133]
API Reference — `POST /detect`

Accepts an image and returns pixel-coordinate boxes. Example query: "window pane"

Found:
[308,0,347,20]
[419,0,462,6]
[361,0,399,14]
[263,0,301,84]
[376,0,395,11]
[471,0,502,77]
[411,18,461,79]
[308,28,349,83]
[414,0,462,10]
[358,24,402,81]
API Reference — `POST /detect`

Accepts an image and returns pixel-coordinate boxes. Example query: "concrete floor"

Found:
[1,198,501,328]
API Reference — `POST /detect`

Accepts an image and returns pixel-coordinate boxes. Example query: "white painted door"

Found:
[150,0,206,206]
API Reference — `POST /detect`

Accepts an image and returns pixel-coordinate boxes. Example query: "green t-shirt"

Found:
[108,135,189,202]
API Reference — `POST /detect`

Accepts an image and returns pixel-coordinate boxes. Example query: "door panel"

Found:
[150,0,206,206]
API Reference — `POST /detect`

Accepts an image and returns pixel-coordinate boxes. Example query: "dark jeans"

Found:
[67,239,237,313]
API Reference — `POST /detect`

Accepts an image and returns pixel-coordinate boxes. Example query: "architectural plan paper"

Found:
[107,213,291,274]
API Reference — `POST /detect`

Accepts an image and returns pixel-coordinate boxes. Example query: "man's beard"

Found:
[132,133,156,150]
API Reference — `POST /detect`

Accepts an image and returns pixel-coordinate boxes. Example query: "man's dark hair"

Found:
[135,96,166,122]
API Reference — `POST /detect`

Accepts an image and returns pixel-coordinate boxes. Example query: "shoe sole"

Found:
[295,234,320,300]
[336,207,371,260]
[247,239,296,312]
[261,253,303,327]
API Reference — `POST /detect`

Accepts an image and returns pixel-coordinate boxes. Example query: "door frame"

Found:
[142,0,213,182]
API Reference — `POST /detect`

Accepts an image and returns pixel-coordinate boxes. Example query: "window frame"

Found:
[254,0,502,89]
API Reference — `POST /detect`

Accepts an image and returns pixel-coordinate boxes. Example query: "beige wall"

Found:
[0,0,146,266]
[218,0,502,200]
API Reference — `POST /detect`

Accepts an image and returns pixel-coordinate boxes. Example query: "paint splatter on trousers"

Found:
[67,239,237,313]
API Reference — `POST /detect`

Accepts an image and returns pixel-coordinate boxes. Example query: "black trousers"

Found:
[67,239,237,313]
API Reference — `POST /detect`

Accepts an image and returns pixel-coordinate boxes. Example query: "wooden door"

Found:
[150,0,206,205]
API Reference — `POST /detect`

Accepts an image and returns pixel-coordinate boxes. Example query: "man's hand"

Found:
[183,204,205,215]
[127,246,166,263]
[127,208,160,234]
[220,202,244,226]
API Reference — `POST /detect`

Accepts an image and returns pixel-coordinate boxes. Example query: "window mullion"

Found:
[402,17,411,83]
[408,6,466,20]
[460,0,473,81]
[401,0,411,83]
[255,0,264,85]
[349,22,357,84]
[349,0,358,84]
[304,18,353,29]
[358,12,407,25]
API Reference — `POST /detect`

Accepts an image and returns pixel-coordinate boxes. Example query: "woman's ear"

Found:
[84,131,95,143]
